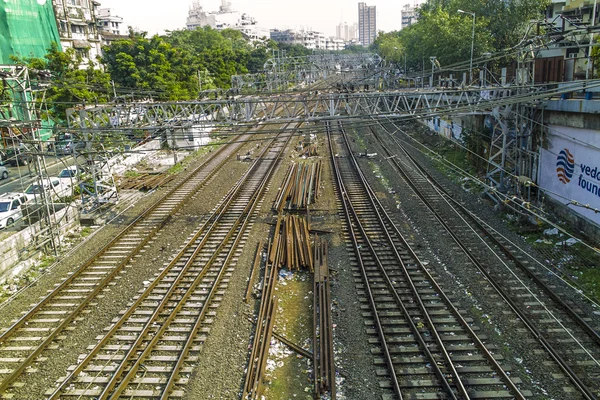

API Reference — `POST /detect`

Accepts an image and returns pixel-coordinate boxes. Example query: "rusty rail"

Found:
[274,161,322,211]
[269,215,313,271]
[243,238,280,399]
[245,240,265,303]
[313,236,335,399]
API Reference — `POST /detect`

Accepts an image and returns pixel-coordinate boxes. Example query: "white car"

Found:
[0,166,8,180]
[0,193,29,228]
[25,178,69,200]
[56,166,80,187]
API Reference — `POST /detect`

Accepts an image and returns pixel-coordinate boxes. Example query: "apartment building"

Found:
[401,3,421,29]
[358,2,376,47]
[52,0,102,66]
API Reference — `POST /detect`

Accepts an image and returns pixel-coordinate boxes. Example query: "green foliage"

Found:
[101,33,198,99]
[272,42,312,58]
[375,0,549,71]
[12,42,112,121]
[162,27,273,88]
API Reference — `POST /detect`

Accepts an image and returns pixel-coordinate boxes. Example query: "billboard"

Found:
[538,125,600,224]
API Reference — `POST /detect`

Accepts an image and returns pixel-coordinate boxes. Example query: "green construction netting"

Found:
[0,0,61,64]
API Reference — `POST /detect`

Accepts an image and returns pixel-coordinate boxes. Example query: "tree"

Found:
[101,34,198,100]
[11,42,112,121]
[376,0,549,73]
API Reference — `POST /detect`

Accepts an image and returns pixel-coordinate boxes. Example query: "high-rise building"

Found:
[401,3,421,29]
[358,2,376,47]
[336,22,359,41]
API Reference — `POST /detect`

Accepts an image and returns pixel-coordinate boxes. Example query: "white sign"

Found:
[538,125,600,224]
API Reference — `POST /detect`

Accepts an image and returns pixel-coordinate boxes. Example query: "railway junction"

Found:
[0,52,599,400]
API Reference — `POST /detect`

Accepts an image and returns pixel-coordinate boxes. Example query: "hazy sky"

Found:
[97,0,410,37]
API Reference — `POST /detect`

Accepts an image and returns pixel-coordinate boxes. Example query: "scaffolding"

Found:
[0,66,60,254]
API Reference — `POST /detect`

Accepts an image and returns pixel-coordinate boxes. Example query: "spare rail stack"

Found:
[274,161,323,212]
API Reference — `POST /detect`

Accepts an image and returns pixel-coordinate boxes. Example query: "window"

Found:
[75,48,89,59]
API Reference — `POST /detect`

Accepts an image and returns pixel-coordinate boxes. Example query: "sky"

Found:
[97,0,411,37]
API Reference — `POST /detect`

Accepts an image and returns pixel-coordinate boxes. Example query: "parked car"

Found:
[25,178,69,199]
[57,166,80,179]
[0,193,29,228]
[2,147,33,167]
[55,140,85,155]
[0,166,8,180]
[55,166,81,189]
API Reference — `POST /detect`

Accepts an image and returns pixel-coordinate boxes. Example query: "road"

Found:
[0,155,73,195]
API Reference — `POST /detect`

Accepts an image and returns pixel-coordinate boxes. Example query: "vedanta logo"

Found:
[556,148,575,184]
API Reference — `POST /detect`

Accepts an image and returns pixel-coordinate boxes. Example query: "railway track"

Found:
[46,125,295,398]
[362,120,600,398]
[0,134,253,396]
[327,120,527,399]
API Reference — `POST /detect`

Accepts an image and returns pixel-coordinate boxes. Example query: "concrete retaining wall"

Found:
[0,205,79,282]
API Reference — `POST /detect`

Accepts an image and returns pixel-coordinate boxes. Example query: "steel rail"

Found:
[243,241,280,399]
[342,121,527,399]
[368,122,598,400]
[331,121,463,399]
[0,136,245,394]
[245,240,264,303]
[326,121,403,399]
[46,148,251,398]
[313,238,335,399]
[159,130,292,400]
[379,121,600,347]
[48,126,294,399]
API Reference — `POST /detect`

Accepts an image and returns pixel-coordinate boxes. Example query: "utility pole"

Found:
[170,128,178,165]
[422,57,425,88]
[111,80,117,100]
[587,0,598,80]
[430,56,437,88]
[458,9,476,85]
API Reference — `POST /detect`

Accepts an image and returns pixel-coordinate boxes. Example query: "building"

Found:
[52,0,102,66]
[358,2,376,47]
[0,0,62,64]
[270,29,332,50]
[535,0,600,83]
[401,3,421,29]
[97,8,124,36]
[186,0,268,40]
[326,38,346,51]
[336,22,358,41]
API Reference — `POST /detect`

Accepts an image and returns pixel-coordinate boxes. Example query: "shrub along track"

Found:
[327,119,527,399]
